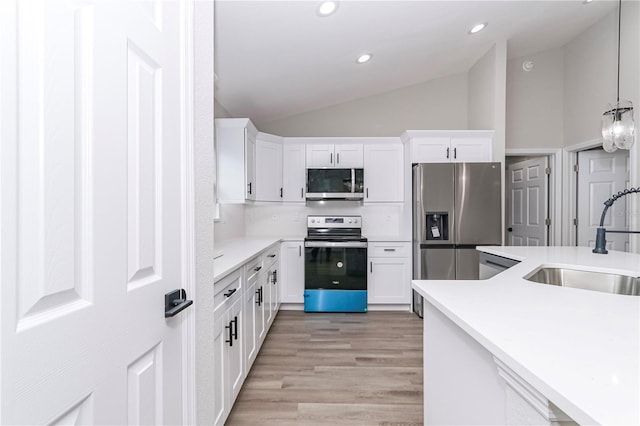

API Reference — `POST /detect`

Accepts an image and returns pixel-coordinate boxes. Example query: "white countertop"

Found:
[412,246,640,426]
[214,238,281,282]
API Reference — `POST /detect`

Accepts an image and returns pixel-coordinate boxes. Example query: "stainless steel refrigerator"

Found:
[412,163,502,316]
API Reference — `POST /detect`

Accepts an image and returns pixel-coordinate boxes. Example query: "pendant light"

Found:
[601,0,635,152]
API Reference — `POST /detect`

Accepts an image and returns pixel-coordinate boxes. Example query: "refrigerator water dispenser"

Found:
[426,212,448,240]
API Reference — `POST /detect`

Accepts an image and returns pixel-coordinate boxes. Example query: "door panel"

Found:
[454,163,502,245]
[419,248,455,280]
[455,248,480,280]
[577,149,629,251]
[1,0,188,423]
[506,157,549,246]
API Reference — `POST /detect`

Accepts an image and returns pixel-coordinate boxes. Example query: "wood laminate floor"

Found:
[226,310,424,426]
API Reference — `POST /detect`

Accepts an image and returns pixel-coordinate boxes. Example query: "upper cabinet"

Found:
[216,118,258,203]
[255,132,283,202]
[282,143,306,203]
[363,143,404,203]
[306,143,363,168]
[403,130,493,163]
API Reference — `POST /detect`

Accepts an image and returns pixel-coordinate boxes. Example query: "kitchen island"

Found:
[412,246,640,425]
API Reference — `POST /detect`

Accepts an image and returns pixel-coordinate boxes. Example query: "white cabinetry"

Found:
[215,118,258,202]
[363,143,404,202]
[367,242,411,305]
[214,242,281,425]
[404,131,493,163]
[282,143,306,202]
[306,143,363,168]
[213,269,243,425]
[280,241,305,305]
[255,132,283,202]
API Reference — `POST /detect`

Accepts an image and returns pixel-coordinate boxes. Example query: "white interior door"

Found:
[506,157,549,246]
[0,0,192,423]
[577,149,629,251]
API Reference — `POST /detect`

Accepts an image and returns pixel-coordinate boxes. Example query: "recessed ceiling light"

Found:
[317,1,338,17]
[356,53,372,64]
[468,23,487,35]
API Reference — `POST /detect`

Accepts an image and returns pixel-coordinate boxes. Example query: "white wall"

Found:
[194,1,215,424]
[259,73,469,137]
[506,48,564,149]
[468,41,507,163]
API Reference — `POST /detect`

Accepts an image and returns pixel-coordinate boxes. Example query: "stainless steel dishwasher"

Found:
[478,252,520,279]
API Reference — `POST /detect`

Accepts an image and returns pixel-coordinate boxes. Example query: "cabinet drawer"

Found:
[263,244,279,268]
[214,269,242,314]
[244,255,264,281]
[369,243,409,258]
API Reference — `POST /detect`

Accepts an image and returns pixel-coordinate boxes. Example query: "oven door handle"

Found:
[304,241,368,248]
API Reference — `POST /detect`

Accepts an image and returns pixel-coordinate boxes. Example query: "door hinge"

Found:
[573,218,578,226]
[573,164,579,173]
[545,218,551,226]
[545,167,551,175]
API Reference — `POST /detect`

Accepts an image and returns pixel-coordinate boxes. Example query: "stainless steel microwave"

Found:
[306,168,364,201]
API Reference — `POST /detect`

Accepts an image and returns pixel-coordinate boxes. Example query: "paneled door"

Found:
[0,0,193,424]
[506,157,549,246]
[577,149,629,251]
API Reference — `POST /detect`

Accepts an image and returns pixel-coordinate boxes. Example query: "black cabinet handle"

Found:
[280,187,283,198]
[267,254,276,258]
[383,248,396,252]
[300,187,303,199]
[299,245,301,256]
[232,316,238,340]
[337,153,340,164]
[446,147,450,159]
[223,288,237,298]
[248,182,252,195]
[453,147,457,159]
[330,153,333,164]
[225,321,233,346]
[164,289,193,318]
[256,287,263,306]
[370,262,373,273]
[254,266,262,272]
[273,270,278,284]
[366,188,369,198]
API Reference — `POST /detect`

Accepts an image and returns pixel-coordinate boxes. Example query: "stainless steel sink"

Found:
[524,267,640,296]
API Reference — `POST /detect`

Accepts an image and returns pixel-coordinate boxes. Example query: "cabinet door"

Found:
[368,257,411,304]
[213,313,228,426]
[282,144,306,202]
[255,138,283,202]
[280,241,305,303]
[272,266,280,313]
[335,144,363,167]
[228,298,244,402]
[450,137,491,162]
[243,280,258,369]
[262,270,273,326]
[255,281,266,345]
[364,144,404,202]
[306,144,334,167]
[245,129,257,200]
[411,137,451,163]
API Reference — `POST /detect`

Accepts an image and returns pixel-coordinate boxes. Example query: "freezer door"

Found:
[454,163,502,245]
[455,247,480,280]
[413,163,454,244]
[417,247,455,280]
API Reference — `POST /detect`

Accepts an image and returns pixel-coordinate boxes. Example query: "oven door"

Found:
[304,241,368,312]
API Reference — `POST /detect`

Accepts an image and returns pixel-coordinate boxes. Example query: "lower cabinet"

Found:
[368,242,412,305]
[280,240,304,304]
[214,242,281,426]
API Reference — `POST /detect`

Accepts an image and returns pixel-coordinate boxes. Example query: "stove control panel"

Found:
[307,215,361,228]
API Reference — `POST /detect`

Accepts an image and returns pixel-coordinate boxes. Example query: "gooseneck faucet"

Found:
[593,187,640,254]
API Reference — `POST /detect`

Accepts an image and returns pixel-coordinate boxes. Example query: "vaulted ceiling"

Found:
[214,0,616,125]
